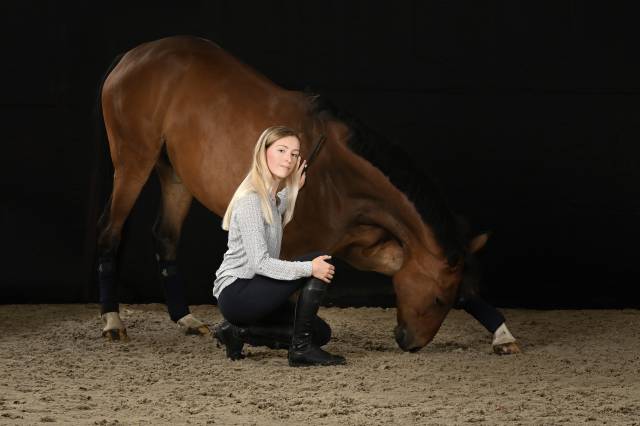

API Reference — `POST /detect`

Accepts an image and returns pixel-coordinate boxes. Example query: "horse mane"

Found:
[309,94,465,264]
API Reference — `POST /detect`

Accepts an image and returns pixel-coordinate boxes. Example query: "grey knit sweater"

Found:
[213,188,313,299]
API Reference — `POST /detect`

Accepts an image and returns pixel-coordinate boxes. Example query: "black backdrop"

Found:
[2,1,639,308]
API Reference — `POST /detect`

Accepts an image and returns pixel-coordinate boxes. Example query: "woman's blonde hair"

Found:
[222,126,302,230]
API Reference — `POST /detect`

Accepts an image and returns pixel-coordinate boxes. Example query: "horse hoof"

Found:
[184,325,211,336]
[493,341,521,355]
[102,328,130,342]
[177,314,210,336]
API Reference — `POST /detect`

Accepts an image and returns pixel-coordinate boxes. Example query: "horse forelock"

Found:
[307,93,466,262]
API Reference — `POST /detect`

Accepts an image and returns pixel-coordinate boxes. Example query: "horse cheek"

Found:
[393,267,451,348]
[392,268,424,327]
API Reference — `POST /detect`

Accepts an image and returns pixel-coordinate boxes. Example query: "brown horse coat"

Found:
[99,36,487,350]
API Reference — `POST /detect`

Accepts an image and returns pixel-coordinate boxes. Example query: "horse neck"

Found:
[326,145,446,260]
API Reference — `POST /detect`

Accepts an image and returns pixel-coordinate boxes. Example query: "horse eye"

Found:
[435,297,444,307]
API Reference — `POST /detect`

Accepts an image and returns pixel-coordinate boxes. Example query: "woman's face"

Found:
[265,136,300,180]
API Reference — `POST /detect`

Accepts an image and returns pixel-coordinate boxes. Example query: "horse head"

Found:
[302,95,493,352]
[393,233,489,351]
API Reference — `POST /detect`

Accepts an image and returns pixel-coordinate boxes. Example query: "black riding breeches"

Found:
[217,252,331,341]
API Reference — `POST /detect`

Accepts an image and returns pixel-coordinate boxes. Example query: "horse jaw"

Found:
[332,224,404,275]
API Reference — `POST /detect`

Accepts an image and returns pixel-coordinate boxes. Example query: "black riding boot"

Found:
[214,321,292,359]
[288,278,346,367]
[243,324,292,350]
[214,321,246,360]
[215,317,333,359]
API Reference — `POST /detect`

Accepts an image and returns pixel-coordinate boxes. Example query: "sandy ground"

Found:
[1,305,639,425]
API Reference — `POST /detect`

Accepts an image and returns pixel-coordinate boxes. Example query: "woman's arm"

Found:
[235,194,312,280]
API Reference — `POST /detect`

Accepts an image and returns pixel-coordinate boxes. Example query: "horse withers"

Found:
[94,35,518,354]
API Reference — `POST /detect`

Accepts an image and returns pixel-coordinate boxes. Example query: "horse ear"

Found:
[469,233,489,254]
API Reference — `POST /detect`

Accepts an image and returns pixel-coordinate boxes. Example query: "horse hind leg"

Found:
[97,162,158,342]
[97,197,127,342]
[153,152,210,336]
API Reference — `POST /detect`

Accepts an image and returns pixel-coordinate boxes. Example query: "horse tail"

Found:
[82,52,125,301]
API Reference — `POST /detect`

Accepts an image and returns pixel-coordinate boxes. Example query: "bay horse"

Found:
[96,35,519,354]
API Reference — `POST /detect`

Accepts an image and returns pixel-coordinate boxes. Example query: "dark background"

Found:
[2,1,639,308]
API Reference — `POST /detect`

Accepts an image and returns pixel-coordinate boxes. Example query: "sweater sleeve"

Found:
[234,194,312,280]
[276,187,288,216]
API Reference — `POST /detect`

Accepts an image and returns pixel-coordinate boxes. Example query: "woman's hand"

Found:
[311,255,335,284]
[295,157,307,190]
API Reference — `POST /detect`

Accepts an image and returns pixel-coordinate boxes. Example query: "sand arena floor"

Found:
[1,304,639,425]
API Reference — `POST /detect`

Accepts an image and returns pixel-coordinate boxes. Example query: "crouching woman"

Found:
[213,126,345,367]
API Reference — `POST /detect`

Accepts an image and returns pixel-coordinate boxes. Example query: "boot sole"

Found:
[288,358,346,367]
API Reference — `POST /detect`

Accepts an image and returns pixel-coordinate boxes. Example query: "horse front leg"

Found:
[455,293,521,355]
[491,323,521,355]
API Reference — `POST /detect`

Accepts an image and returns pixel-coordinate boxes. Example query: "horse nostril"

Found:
[394,326,405,345]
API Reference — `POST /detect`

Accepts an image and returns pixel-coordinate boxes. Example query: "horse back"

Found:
[102,36,312,215]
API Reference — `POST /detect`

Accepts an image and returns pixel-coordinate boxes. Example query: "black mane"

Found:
[310,95,465,264]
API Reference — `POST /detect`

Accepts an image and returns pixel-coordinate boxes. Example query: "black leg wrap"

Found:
[98,257,118,315]
[158,259,190,322]
[458,295,505,334]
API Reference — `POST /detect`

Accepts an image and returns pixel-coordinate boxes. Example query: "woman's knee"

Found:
[293,251,331,263]
[312,316,332,347]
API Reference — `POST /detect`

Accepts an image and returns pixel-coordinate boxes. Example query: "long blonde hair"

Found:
[222,126,302,230]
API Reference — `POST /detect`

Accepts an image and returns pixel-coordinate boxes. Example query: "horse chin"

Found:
[394,324,434,352]
[397,339,429,353]
[406,336,434,352]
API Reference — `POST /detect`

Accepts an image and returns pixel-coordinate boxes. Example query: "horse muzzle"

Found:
[394,325,422,352]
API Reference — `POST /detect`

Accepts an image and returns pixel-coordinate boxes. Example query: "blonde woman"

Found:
[213,126,345,366]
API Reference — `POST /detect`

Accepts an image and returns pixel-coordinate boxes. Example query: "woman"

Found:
[213,126,346,367]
